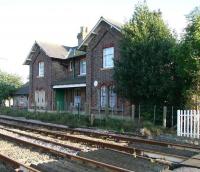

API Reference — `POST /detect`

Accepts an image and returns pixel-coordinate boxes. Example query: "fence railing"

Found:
[177,110,200,138]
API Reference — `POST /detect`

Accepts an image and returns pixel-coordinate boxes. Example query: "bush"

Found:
[0,107,175,134]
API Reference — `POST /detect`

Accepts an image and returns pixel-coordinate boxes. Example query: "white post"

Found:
[177,110,180,136]
[194,110,197,138]
[187,110,190,137]
[180,110,183,137]
[197,110,200,139]
[191,110,193,138]
[183,110,186,136]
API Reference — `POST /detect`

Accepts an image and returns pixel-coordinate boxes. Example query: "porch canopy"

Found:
[53,76,86,89]
[53,77,86,111]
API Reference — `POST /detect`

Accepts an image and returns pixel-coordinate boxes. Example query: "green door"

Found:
[55,89,65,111]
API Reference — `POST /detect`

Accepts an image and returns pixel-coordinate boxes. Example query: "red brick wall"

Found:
[29,47,53,110]
[86,21,131,115]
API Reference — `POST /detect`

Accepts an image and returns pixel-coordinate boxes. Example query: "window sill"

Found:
[36,76,44,78]
[78,74,86,76]
[100,67,113,71]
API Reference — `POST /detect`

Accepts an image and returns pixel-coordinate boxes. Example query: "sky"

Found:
[0,0,199,83]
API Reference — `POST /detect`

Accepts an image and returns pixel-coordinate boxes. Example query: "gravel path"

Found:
[79,149,169,172]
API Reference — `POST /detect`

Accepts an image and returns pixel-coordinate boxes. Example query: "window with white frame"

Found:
[103,47,114,68]
[100,86,107,108]
[38,62,44,77]
[69,61,73,71]
[80,59,86,75]
[109,86,116,108]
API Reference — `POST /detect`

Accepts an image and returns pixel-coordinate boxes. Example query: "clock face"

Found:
[94,80,98,87]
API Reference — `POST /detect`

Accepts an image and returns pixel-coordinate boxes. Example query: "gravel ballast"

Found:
[0,161,13,172]
[0,139,104,172]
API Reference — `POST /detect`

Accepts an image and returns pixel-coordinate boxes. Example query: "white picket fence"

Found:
[177,110,200,138]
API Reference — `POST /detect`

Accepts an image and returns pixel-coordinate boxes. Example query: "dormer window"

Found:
[38,62,44,77]
[80,59,86,75]
[103,47,114,68]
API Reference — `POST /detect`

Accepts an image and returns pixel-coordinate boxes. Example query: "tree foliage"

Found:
[114,3,181,105]
[177,7,200,106]
[0,70,22,105]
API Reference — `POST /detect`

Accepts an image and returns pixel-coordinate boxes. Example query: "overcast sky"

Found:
[0,0,199,83]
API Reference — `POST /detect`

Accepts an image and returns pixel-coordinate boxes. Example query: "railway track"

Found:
[0,117,199,163]
[0,115,200,171]
[0,115,199,152]
[0,129,133,172]
[0,153,40,172]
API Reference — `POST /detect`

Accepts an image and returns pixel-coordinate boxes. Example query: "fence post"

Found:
[121,104,124,120]
[171,106,174,127]
[177,110,180,136]
[138,104,141,122]
[163,106,167,128]
[187,110,189,137]
[197,110,200,139]
[131,104,135,121]
[153,105,156,125]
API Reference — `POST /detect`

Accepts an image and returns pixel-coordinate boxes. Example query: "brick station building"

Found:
[24,17,131,115]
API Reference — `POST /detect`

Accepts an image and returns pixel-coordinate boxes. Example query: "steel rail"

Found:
[0,153,40,172]
[0,115,199,152]
[0,131,133,172]
[0,126,82,152]
[0,120,195,164]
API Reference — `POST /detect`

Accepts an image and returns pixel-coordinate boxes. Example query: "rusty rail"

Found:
[0,153,40,172]
[0,115,200,152]
[0,120,195,164]
[0,131,133,172]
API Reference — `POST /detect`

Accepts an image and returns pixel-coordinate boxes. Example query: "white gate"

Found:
[177,110,200,138]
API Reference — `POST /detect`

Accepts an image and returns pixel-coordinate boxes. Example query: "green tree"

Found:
[114,3,180,106]
[0,70,22,106]
[178,7,200,107]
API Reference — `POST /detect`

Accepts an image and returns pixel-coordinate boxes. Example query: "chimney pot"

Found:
[77,26,88,46]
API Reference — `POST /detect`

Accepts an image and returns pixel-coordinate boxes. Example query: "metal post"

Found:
[122,104,124,120]
[132,104,135,121]
[138,104,141,122]
[163,106,167,128]
[171,106,174,127]
[153,105,156,125]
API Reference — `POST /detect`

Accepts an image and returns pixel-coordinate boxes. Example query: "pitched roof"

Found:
[24,41,86,65]
[14,83,29,95]
[78,16,123,50]
[37,41,73,59]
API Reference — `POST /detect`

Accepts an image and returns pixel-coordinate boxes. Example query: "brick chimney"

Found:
[77,26,88,46]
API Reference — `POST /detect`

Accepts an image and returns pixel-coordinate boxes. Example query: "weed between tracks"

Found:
[0,107,171,135]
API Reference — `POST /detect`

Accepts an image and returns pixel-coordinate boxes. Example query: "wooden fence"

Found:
[177,110,200,138]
